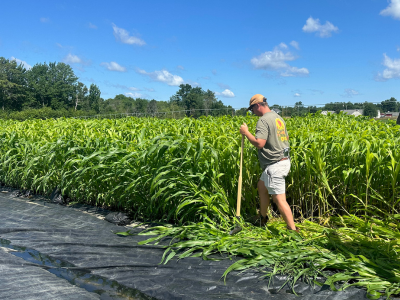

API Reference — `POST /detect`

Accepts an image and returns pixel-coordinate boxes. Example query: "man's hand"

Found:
[240,123,249,135]
[240,122,266,149]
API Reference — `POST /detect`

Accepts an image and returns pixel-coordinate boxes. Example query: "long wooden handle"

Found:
[236,135,244,217]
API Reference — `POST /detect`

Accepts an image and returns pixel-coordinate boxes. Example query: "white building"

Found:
[341,109,363,117]
[383,111,400,118]
[321,111,335,115]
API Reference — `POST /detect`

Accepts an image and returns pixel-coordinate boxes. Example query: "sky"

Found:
[1,0,399,108]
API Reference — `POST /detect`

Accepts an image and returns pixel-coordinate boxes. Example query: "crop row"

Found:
[0,113,399,223]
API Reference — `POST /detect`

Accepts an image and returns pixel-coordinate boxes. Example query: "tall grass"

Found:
[1,113,399,298]
[0,113,399,222]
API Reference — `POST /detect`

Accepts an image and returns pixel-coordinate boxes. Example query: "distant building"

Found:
[383,111,400,118]
[321,111,335,115]
[341,109,363,117]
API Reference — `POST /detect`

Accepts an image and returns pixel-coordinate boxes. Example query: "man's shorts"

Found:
[260,159,291,195]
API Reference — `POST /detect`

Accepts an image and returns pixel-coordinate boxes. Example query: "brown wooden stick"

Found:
[236,134,244,218]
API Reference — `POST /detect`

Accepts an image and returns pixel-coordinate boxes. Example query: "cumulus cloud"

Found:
[112,23,145,46]
[101,61,127,72]
[63,54,82,64]
[137,69,184,86]
[290,41,300,50]
[215,89,235,98]
[376,53,400,80]
[125,92,142,98]
[10,56,32,69]
[302,17,339,37]
[250,45,309,77]
[341,88,360,98]
[380,0,400,20]
[294,93,301,97]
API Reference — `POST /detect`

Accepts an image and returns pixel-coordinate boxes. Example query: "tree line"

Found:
[265,98,399,118]
[0,57,101,113]
[1,56,398,120]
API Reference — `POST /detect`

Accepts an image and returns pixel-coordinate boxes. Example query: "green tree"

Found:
[381,97,397,112]
[147,99,158,116]
[87,84,101,113]
[363,103,378,118]
[135,98,148,114]
[0,57,27,110]
[73,82,88,110]
[27,62,78,110]
[48,62,78,109]
[26,63,51,108]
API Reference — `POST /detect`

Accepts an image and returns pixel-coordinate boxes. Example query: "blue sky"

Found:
[1,0,399,108]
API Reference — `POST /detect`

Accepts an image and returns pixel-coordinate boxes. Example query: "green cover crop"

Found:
[1,113,399,298]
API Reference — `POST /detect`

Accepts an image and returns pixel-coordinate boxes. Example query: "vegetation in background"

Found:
[0,113,399,298]
[1,57,398,120]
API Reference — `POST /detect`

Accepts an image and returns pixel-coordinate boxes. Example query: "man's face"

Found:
[250,103,263,116]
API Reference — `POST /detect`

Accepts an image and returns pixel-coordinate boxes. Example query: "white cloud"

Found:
[341,88,360,98]
[112,23,145,46]
[302,17,339,37]
[88,22,97,29]
[177,65,184,70]
[377,53,400,80]
[137,69,184,86]
[250,45,309,77]
[101,61,127,72]
[144,87,155,92]
[125,92,142,98]
[40,17,50,23]
[380,0,400,20]
[294,93,301,97]
[215,89,235,98]
[129,87,141,91]
[63,54,82,64]
[278,42,288,49]
[290,41,300,50]
[10,56,32,69]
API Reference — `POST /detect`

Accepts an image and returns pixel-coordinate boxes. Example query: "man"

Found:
[239,94,298,232]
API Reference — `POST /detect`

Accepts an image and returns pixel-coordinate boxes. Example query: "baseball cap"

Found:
[248,94,267,110]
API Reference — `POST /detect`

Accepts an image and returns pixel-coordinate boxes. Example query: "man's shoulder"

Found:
[260,111,280,122]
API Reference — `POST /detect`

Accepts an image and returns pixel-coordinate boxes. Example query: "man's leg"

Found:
[271,193,296,230]
[257,180,271,218]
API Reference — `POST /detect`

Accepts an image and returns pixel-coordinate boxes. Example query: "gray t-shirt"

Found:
[255,111,290,170]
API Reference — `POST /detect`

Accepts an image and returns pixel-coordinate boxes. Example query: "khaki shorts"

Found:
[260,159,291,195]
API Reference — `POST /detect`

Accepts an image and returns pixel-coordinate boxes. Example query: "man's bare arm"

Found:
[239,123,266,149]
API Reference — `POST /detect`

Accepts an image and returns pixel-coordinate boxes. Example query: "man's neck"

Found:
[259,106,271,115]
